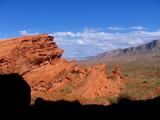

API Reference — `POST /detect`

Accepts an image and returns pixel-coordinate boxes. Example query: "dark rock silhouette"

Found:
[30,96,160,113]
[107,97,160,113]
[0,73,31,112]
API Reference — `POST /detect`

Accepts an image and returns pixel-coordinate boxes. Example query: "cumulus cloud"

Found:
[108,27,125,31]
[77,40,85,45]
[19,30,28,36]
[130,26,146,30]
[19,30,40,36]
[53,29,160,60]
[108,26,146,31]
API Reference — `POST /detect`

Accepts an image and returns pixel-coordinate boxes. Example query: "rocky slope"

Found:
[0,34,124,104]
[80,40,160,65]
[101,40,160,57]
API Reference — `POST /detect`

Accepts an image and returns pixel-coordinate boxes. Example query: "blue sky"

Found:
[0,0,160,59]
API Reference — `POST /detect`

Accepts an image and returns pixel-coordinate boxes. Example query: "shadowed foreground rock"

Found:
[0,73,31,112]
[30,97,160,113]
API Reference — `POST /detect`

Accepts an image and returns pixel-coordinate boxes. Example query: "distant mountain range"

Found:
[80,40,160,64]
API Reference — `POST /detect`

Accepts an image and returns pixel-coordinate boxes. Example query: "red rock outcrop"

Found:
[0,34,63,74]
[0,34,124,104]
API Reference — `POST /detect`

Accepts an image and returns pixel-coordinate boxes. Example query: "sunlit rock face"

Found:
[0,34,124,105]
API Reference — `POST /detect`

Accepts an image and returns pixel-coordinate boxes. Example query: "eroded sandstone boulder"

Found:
[0,34,63,74]
[0,34,124,104]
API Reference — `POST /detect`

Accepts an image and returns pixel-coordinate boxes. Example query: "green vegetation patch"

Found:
[60,83,73,95]
[95,97,107,104]
[122,78,160,100]
[107,96,118,104]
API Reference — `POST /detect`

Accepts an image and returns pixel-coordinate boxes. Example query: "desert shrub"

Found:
[123,72,129,77]
[95,97,107,104]
[60,84,72,95]
[155,80,160,86]
[107,96,118,104]
[142,80,148,84]
[118,93,131,100]
[31,96,37,105]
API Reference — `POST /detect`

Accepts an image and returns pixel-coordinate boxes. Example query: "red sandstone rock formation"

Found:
[0,34,124,103]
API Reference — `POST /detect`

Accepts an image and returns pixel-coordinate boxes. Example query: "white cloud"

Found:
[108,26,146,31]
[53,28,160,59]
[108,27,125,31]
[77,40,85,45]
[19,30,40,36]
[130,26,146,30]
[19,30,28,36]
